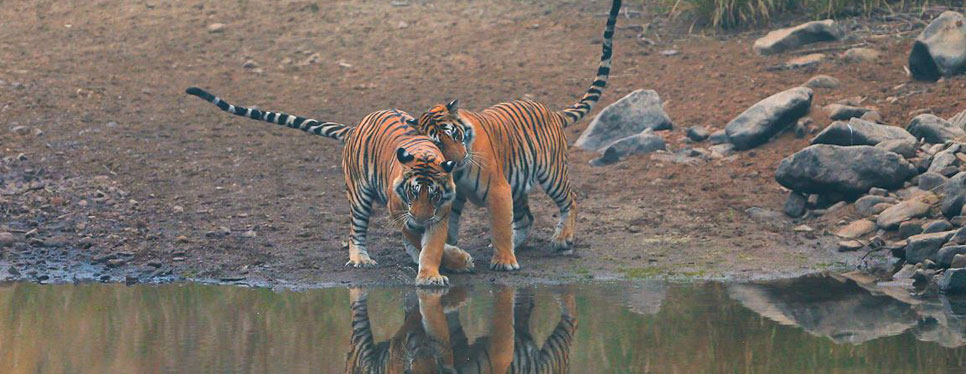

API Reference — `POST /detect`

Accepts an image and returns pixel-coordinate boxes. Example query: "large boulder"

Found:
[726,87,813,150]
[775,144,917,194]
[576,89,672,151]
[590,133,666,166]
[811,118,915,146]
[907,114,965,143]
[753,20,844,56]
[909,11,966,81]
[942,172,966,218]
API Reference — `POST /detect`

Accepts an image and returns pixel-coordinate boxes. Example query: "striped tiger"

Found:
[413,0,622,270]
[185,88,473,286]
[345,288,578,374]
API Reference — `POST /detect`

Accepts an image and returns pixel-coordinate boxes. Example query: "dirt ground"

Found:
[1,0,965,287]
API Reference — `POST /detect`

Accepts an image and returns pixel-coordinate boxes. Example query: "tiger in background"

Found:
[185,87,472,286]
[412,0,622,271]
[345,287,578,374]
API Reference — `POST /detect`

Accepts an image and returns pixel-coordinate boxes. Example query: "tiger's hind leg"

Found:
[539,166,577,255]
[512,194,534,249]
[346,190,378,267]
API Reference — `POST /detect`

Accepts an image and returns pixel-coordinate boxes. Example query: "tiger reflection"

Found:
[345,287,577,374]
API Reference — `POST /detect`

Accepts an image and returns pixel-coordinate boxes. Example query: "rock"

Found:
[241,230,257,238]
[869,187,888,196]
[908,114,964,144]
[783,192,808,217]
[836,219,875,239]
[242,60,258,69]
[939,268,966,293]
[906,230,957,263]
[803,74,840,89]
[875,138,916,159]
[7,266,20,277]
[10,125,30,135]
[952,216,966,227]
[709,130,729,144]
[207,23,226,33]
[929,150,961,174]
[877,200,931,230]
[589,147,620,167]
[855,195,898,216]
[870,203,894,215]
[576,90,672,150]
[686,126,709,142]
[824,104,871,121]
[925,219,955,233]
[205,226,231,238]
[860,110,883,123]
[709,143,735,157]
[793,224,814,232]
[942,172,966,217]
[0,232,15,247]
[937,245,966,267]
[753,20,844,56]
[950,109,966,130]
[909,11,966,81]
[784,53,825,69]
[894,264,917,279]
[725,87,813,150]
[775,145,917,195]
[841,47,881,63]
[600,133,666,158]
[838,240,864,252]
[810,118,915,146]
[899,220,924,239]
[953,254,966,268]
[919,172,949,191]
[746,207,788,227]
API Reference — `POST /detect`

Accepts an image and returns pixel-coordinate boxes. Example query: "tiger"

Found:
[345,287,578,374]
[185,87,473,286]
[413,0,622,270]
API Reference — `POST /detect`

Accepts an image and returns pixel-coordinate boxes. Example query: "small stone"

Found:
[869,187,888,196]
[686,126,709,142]
[838,240,864,252]
[952,216,966,226]
[10,126,30,135]
[242,60,258,69]
[205,226,231,238]
[836,219,875,239]
[803,75,840,89]
[899,220,924,239]
[709,130,729,145]
[919,172,949,192]
[785,53,825,69]
[953,254,966,268]
[855,195,897,216]
[841,47,881,63]
[860,111,883,123]
[877,200,931,230]
[924,219,954,234]
[783,192,807,217]
[906,230,957,263]
[936,245,966,267]
[709,143,735,157]
[0,232,15,247]
[793,224,814,232]
[824,104,871,121]
[7,266,20,276]
[241,230,257,238]
[78,200,88,207]
[207,23,226,33]
[175,235,189,243]
[172,205,184,213]
[939,268,966,293]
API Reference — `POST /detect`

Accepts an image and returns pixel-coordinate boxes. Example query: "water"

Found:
[2,274,966,373]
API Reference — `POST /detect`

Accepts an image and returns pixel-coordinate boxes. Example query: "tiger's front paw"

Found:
[550,238,575,256]
[345,253,378,268]
[489,254,520,271]
[442,244,475,273]
[415,272,450,287]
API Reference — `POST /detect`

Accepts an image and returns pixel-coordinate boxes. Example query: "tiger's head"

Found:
[393,147,458,227]
[414,99,475,169]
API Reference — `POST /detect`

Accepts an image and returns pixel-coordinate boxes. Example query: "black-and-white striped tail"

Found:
[559,0,621,127]
[185,87,353,142]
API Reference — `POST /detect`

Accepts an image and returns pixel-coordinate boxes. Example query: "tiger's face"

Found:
[415,99,475,170]
[393,148,457,227]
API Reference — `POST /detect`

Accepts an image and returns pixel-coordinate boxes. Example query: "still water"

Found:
[2,274,966,373]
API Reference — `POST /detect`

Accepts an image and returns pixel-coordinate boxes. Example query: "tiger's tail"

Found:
[185,87,353,142]
[558,0,621,127]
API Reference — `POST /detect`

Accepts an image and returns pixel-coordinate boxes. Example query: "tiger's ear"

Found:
[396,147,415,164]
[445,99,460,113]
[441,160,457,173]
